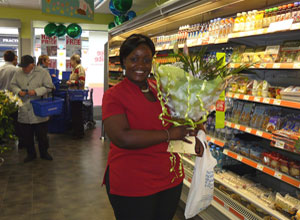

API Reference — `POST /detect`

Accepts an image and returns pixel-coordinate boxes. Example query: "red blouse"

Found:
[102,77,184,197]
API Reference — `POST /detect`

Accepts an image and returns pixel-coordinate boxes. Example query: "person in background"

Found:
[102,34,204,220]
[0,50,18,90]
[37,54,50,68]
[67,54,85,138]
[10,55,54,163]
[12,55,18,66]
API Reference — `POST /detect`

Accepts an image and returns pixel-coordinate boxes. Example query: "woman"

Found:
[67,54,85,138]
[37,55,50,68]
[102,34,204,220]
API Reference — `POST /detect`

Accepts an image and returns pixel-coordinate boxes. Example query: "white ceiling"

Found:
[0,0,159,14]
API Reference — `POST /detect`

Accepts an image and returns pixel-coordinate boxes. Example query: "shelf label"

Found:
[245,127,252,133]
[235,124,240,129]
[257,164,264,171]
[274,172,283,179]
[294,63,300,69]
[244,95,249,100]
[237,155,243,161]
[226,122,232,127]
[275,140,285,149]
[273,99,281,105]
[256,131,263,136]
[223,149,228,155]
[256,29,264,35]
[268,19,293,33]
[263,98,270,104]
[260,63,267,68]
[273,63,281,69]
[254,97,261,102]
[234,94,240,99]
[291,23,300,30]
[227,92,233,97]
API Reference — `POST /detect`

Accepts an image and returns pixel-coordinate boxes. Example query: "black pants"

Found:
[71,101,84,136]
[105,168,183,220]
[19,121,49,157]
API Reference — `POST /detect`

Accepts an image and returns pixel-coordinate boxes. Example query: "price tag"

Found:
[263,98,270,104]
[257,164,264,171]
[245,127,252,133]
[275,140,285,149]
[197,38,203,45]
[237,155,243,161]
[291,23,300,30]
[226,122,232,127]
[256,131,263,136]
[227,92,233,97]
[274,172,283,179]
[223,203,230,210]
[257,29,264,34]
[223,149,228,154]
[234,94,240,99]
[235,124,240,130]
[268,19,293,33]
[260,63,266,68]
[254,97,261,102]
[244,95,249,100]
[294,63,300,69]
[272,63,280,69]
[273,99,281,105]
[187,39,194,47]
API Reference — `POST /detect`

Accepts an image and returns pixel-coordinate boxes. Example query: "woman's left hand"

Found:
[188,123,206,157]
[66,80,71,85]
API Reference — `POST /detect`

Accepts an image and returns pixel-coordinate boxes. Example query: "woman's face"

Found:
[70,59,77,68]
[123,44,153,85]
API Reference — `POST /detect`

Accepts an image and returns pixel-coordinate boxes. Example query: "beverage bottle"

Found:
[251,10,258,30]
[256,10,264,29]
[286,3,294,20]
[271,7,278,23]
[292,2,299,22]
[210,144,216,159]
[276,6,283,22]
[215,18,221,39]
[280,5,287,21]
[215,147,223,171]
[245,11,252,31]
[224,19,230,38]
[296,2,300,23]
[229,17,235,33]
[240,12,247,32]
[233,13,241,32]
[263,9,270,28]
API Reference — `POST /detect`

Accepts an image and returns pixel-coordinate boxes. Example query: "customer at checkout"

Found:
[10,55,54,163]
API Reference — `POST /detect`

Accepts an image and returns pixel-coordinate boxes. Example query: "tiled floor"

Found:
[0,122,189,220]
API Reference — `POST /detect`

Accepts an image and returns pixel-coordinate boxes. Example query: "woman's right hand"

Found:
[168,126,191,143]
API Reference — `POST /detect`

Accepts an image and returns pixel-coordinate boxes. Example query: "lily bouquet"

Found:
[154,45,247,154]
[0,90,23,153]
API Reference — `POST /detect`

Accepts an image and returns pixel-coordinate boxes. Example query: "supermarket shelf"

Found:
[182,155,195,167]
[214,175,289,220]
[223,149,300,189]
[229,63,300,70]
[183,179,260,220]
[225,121,272,140]
[227,92,300,110]
[206,136,226,148]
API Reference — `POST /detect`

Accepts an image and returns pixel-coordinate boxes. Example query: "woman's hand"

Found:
[66,80,72,85]
[168,126,192,143]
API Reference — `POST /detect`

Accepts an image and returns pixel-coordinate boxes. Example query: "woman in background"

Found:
[67,54,86,138]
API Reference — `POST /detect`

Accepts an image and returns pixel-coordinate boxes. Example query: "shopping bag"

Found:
[184,130,217,219]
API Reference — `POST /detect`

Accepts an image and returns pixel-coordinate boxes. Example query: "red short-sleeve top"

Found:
[102,77,184,197]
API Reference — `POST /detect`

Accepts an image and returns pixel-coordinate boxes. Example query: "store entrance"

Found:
[0,28,19,66]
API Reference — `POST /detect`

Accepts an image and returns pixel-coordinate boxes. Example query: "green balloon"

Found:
[66,23,82,39]
[44,23,57,37]
[112,0,132,13]
[56,24,66,37]
[108,22,116,30]
[114,15,127,25]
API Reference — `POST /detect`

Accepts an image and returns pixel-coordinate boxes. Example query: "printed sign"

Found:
[49,59,57,69]
[41,35,57,56]
[66,36,81,57]
[66,59,72,71]
[42,0,94,21]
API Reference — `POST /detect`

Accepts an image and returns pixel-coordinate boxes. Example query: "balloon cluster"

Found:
[108,0,136,30]
[44,23,82,38]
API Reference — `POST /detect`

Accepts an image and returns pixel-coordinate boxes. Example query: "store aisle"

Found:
[0,122,190,220]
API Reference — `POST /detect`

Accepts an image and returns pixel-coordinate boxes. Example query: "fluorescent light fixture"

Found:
[94,0,108,9]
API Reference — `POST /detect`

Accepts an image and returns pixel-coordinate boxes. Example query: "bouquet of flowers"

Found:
[154,46,247,153]
[0,90,23,153]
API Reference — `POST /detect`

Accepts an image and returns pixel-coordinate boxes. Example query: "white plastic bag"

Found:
[184,130,217,219]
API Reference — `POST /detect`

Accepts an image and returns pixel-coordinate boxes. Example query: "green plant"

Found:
[0,90,22,153]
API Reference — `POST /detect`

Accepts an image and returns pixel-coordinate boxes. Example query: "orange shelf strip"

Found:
[206,136,225,147]
[224,149,300,189]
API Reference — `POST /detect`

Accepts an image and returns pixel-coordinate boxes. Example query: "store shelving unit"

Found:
[206,135,226,148]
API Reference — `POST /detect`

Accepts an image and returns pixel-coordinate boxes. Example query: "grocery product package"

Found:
[184,130,217,219]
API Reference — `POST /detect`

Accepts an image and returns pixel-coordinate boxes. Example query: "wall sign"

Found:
[42,0,94,21]
[41,35,57,56]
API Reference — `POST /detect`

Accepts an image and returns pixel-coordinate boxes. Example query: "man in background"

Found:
[0,50,18,90]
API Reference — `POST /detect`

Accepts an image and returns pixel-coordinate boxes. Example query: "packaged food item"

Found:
[279,41,300,63]
[239,103,254,125]
[241,48,254,63]
[240,145,250,157]
[269,153,281,170]
[237,77,249,94]
[262,81,270,97]
[279,158,289,174]
[253,47,266,63]
[263,45,281,63]
[250,105,265,128]
[231,46,246,63]
[252,80,259,96]
[233,102,244,123]
[266,116,281,132]
[250,147,263,162]
[290,161,300,179]
[262,152,271,166]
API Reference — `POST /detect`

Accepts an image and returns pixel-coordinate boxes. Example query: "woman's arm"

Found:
[104,114,189,149]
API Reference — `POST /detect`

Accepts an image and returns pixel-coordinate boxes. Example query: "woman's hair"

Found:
[119,34,155,67]
[4,50,16,62]
[37,55,49,66]
[70,54,81,64]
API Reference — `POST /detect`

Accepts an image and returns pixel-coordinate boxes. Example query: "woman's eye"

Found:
[144,58,152,64]
[130,57,137,62]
